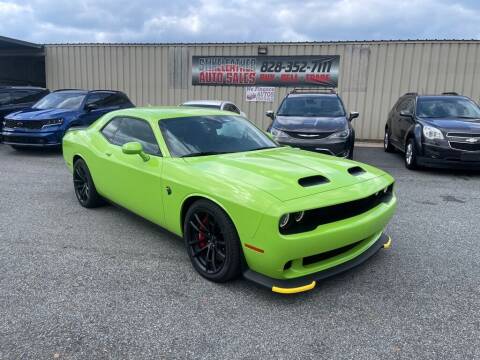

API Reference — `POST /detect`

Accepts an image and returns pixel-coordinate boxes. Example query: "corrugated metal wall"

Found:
[45,41,480,140]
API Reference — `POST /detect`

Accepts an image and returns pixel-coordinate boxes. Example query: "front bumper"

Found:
[419,143,480,169]
[276,138,351,157]
[241,175,397,290]
[244,233,392,293]
[1,129,63,147]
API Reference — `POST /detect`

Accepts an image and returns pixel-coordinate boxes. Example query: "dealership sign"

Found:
[192,55,339,87]
[246,87,275,102]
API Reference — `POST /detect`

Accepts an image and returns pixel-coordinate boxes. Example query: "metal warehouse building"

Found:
[29,40,480,140]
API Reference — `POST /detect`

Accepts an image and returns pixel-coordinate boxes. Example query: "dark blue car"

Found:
[1,89,134,149]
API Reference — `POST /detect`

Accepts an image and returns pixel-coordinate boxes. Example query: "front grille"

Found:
[303,239,363,266]
[280,184,394,235]
[449,142,480,152]
[284,131,335,140]
[3,136,45,144]
[447,132,480,138]
[4,119,45,130]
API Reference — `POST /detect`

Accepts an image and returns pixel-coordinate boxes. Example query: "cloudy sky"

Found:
[1,0,480,44]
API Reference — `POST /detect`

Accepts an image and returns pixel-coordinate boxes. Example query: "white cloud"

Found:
[0,0,479,43]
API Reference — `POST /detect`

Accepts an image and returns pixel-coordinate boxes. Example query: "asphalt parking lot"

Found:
[1,144,479,360]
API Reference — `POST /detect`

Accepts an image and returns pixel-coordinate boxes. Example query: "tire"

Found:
[11,145,26,151]
[184,199,242,283]
[346,145,354,160]
[404,138,419,170]
[384,129,395,153]
[73,158,103,208]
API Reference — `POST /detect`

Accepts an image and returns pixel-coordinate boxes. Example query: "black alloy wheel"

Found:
[73,158,103,208]
[184,200,242,282]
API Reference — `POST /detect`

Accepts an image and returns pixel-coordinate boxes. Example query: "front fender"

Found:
[404,123,423,155]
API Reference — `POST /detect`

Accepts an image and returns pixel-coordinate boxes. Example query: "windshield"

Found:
[416,98,480,119]
[277,96,345,117]
[182,104,221,109]
[33,92,86,110]
[159,115,277,157]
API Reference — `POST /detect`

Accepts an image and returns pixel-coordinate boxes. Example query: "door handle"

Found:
[105,152,112,157]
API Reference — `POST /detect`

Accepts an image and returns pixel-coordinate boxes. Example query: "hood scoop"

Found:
[348,166,366,176]
[298,175,330,187]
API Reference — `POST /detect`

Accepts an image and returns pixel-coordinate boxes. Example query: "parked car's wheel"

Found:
[346,145,354,160]
[184,199,242,282]
[73,158,103,208]
[405,138,419,170]
[384,130,395,153]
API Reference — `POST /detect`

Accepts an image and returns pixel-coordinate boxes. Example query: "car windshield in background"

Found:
[33,92,85,110]
[416,98,480,119]
[277,96,345,117]
[159,115,277,157]
[182,104,220,109]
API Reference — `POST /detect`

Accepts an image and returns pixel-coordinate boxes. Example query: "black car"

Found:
[266,89,358,159]
[0,86,49,141]
[384,92,480,170]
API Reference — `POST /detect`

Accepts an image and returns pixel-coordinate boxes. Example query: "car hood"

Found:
[184,147,387,202]
[5,108,77,120]
[273,116,347,133]
[420,117,480,133]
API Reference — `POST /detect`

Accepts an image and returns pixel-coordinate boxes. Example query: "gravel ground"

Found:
[0,144,479,360]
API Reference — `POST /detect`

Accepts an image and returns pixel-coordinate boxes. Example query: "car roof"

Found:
[416,95,469,100]
[108,106,235,122]
[182,100,226,106]
[287,93,338,98]
[0,86,47,90]
[52,89,124,95]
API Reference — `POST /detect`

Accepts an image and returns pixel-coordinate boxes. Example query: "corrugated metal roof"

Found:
[44,39,480,46]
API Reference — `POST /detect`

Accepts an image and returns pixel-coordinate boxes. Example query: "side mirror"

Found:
[400,110,413,118]
[122,141,150,162]
[349,111,359,121]
[85,103,98,112]
[266,110,275,120]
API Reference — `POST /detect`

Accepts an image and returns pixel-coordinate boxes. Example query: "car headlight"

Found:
[270,128,289,139]
[328,129,350,139]
[279,211,305,231]
[42,118,64,128]
[423,125,444,140]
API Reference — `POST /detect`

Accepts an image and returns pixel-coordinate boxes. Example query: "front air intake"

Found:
[298,175,330,187]
[347,166,366,176]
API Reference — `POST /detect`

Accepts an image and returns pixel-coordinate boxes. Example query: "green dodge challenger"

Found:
[63,107,396,294]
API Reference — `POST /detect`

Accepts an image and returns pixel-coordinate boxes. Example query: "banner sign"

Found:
[245,87,275,102]
[192,55,339,87]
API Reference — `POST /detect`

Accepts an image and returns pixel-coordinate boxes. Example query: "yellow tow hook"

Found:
[383,236,392,250]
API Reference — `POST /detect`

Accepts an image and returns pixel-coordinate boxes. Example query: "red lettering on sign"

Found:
[305,74,331,83]
[259,74,275,81]
[280,74,299,82]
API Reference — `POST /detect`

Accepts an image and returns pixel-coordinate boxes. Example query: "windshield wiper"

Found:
[245,146,277,152]
[181,151,232,158]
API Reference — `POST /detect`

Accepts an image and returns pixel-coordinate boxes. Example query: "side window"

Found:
[405,99,415,114]
[396,97,414,114]
[103,117,161,156]
[10,90,44,105]
[223,103,240,114]
[0,92,11,106]
[85,92,127,108]
[101,118,123,143]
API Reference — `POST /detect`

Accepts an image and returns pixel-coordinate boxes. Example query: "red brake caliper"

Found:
[197,215,209,249]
